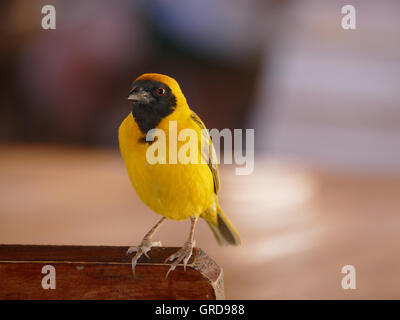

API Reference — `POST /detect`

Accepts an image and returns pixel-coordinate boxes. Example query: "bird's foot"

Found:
[126,237,162,278]
[164,239,195,279]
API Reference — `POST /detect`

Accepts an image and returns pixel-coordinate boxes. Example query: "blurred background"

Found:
[1,0,400,299]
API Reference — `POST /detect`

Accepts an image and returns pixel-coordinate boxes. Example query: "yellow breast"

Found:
[119,113,215,221]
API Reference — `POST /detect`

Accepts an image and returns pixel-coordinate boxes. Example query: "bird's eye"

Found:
[157,88,166,96]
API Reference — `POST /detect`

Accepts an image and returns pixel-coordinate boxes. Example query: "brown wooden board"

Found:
[0,245,224,300]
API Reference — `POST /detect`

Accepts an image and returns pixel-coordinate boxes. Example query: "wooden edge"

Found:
[192,248,225,300]
[0,244,225,300]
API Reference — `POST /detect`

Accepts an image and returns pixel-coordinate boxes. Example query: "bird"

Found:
[119,73,241,278]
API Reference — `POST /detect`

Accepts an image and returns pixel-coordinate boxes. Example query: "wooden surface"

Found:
[0,244,224,300]
[0,145,400,299]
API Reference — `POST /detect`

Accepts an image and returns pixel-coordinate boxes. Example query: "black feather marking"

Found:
[130,80,176,134]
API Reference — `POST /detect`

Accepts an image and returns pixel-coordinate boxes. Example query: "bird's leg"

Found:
[164,216,197,279]
[126,217,165,277]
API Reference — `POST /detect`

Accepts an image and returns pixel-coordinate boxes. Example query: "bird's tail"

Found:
[207,205,241,246]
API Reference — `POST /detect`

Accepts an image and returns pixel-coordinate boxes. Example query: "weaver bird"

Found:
[119,73,240,278]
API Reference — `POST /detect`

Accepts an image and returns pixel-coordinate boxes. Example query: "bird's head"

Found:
[127,73,187,133]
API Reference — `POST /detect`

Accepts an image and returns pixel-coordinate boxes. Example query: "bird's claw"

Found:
[164,240,195,279]
[126,238,162,278]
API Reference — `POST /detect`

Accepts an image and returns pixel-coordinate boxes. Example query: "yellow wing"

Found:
[190,111,241,245]
[190,111,220,194]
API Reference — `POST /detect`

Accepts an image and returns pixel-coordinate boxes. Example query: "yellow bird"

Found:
[119,73,240,278]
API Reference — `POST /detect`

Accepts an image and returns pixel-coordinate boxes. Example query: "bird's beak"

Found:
[127,88,153,103]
